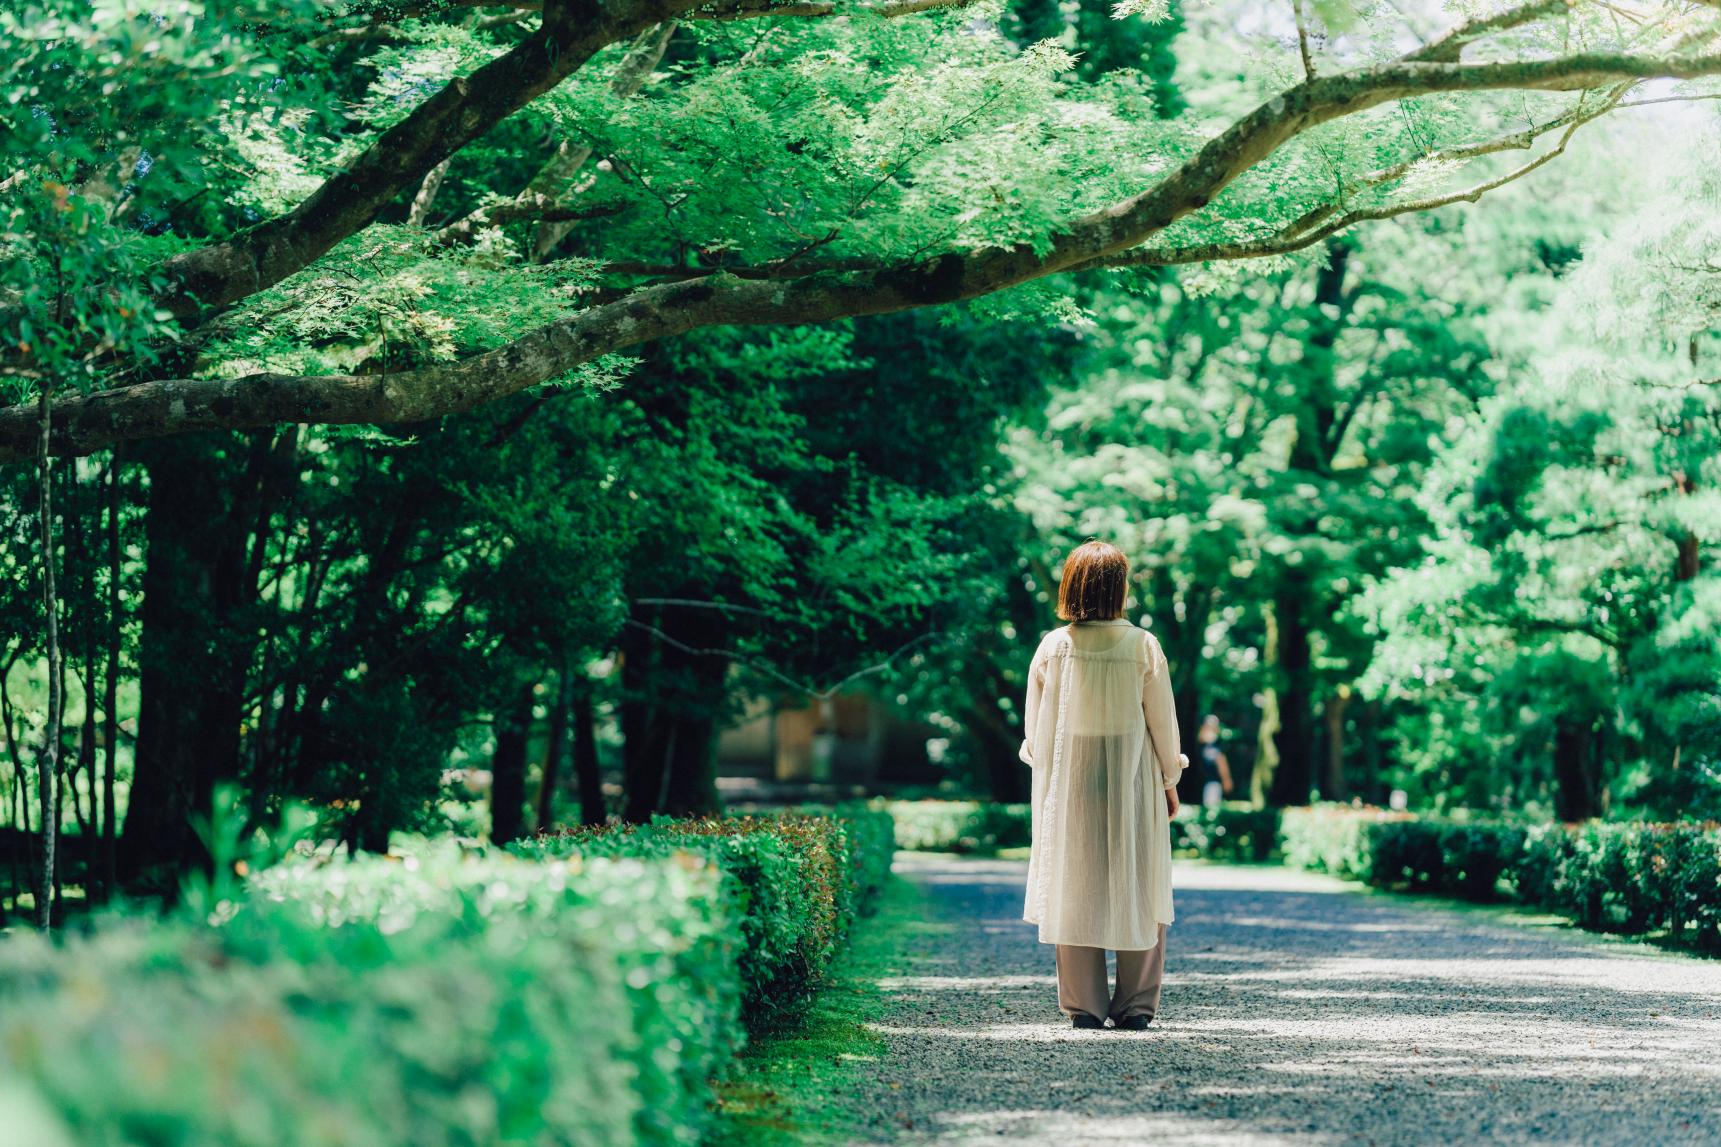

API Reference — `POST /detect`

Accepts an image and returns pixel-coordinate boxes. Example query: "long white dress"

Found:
[1018,619,1184,951]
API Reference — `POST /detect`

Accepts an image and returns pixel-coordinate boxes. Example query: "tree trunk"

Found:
[35,381,61,929]
[1266,243,1350,809]
[620,604,727,822]
[1360,698,1385,805]
[1321,686,1351,801]
[1675,532,1699,582]
[406,158,452,227]
[572,684,606,826]
[490,685,536,846]
[1552,717,1602,822]
[122,435,251,879]
[1249,601,1280,808]
[101,447,121,899]
[1269,575,1315,807]
[2,650,29,919]
[621,621,670,822]
[963,696,1028,803]
[662,704,721,816]
[534,663,574,833]
[62,466,97,881]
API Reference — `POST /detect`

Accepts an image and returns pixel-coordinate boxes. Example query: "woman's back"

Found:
[1020,617,1180,950]
[1055,621,1152,738]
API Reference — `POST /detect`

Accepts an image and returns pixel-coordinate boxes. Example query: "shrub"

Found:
[1514,822,1576,907]
[1359,820,1526,901]
[1663,826,1721,947]
[1172,803,1282,863]
[1364,818,1448,892]
[1278,805,1404,880]
[1523,821,1721,941]
[1276,810,1721,950]
[0,806,900,1146]
[831,800,898,914]
[0,851,733,1147]
[518,806,895,1028]
[246,849,743,1146]
[887,800,1031,854]
[1436,822,1527,902]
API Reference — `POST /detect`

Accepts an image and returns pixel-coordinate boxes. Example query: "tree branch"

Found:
[1405,0,1568,63]
[1082,82,1632,271]
[691,0,982,19]
[1293,0,1317,81]
[434,22,675,251]
[150,0,690,321]
[7,47,1721,461]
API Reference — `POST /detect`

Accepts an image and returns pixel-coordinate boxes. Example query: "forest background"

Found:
[2,0,1719,912]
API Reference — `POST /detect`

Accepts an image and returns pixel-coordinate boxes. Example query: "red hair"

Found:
[1056,541,1128,622]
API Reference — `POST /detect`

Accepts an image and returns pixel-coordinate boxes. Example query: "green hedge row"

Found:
[887,799,1031,854]
[1172,804,1281,863]
[0,804,895,1147]
[1280,807,1721,949]
[887,798,1279,864]
[0,852,728,1147]
[515,802,893,1029]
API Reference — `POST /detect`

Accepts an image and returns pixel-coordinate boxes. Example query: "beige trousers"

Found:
[1055,923,1168,1022]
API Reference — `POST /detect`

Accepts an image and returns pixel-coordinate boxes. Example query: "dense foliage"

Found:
[516,802,893,1027]
[1280,806,1721,948]
[0,853,728,1146]
[2,0,1720,923]
[0,804,893,1145]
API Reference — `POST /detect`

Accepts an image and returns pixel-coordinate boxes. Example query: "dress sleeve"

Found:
[1142,636,1184,789]
[1018,645,1047,767]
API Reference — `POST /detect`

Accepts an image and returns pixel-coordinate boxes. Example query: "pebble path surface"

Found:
[844,854,1721,1146]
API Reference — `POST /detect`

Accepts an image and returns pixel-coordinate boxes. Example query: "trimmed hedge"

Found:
[1280,806,1721,949]
[1172,804,1282,863]
[0,805,897,1147]
[831,800,897,916]
[515,804,892,1029]
[887,799,1031,854]
[0,852,728,1147]
[1517,820,1721,943]
[1279,804,1410,881]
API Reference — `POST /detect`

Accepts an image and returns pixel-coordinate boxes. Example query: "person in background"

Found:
[1198,714,1234,810]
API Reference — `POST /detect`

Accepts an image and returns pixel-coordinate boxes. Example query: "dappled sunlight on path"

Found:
[842,855,1721,1146]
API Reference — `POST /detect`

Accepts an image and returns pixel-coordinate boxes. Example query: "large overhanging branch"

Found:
[5,48,1721,463]
[149,0,690,321]
[37,0,974,335]
[1081,82,1636,271]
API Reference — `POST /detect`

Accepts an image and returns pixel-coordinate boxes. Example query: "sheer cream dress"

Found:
[1018,619,1184,951]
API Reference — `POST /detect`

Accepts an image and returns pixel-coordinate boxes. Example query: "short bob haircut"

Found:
[1056,540,1129,622]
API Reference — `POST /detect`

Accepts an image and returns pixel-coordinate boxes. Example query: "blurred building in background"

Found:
[715,692,941,799]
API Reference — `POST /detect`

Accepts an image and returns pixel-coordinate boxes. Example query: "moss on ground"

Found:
[706,872,944,1146]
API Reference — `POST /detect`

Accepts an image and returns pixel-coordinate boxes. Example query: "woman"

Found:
[1018,540,1185,1031]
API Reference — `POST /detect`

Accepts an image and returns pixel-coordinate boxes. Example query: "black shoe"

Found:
[1113,1014,1152,1031]
[1071,1014,1104,1030]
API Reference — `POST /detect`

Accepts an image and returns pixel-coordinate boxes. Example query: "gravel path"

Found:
[844,854,1721,1146]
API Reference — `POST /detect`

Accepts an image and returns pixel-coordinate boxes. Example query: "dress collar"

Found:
[1076,618,1132,626]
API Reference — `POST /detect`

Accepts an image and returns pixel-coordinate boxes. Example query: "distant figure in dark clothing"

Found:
[1198,714,1233,809]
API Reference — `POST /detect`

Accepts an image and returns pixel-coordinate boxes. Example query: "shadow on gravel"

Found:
[846,856,1721,1147]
